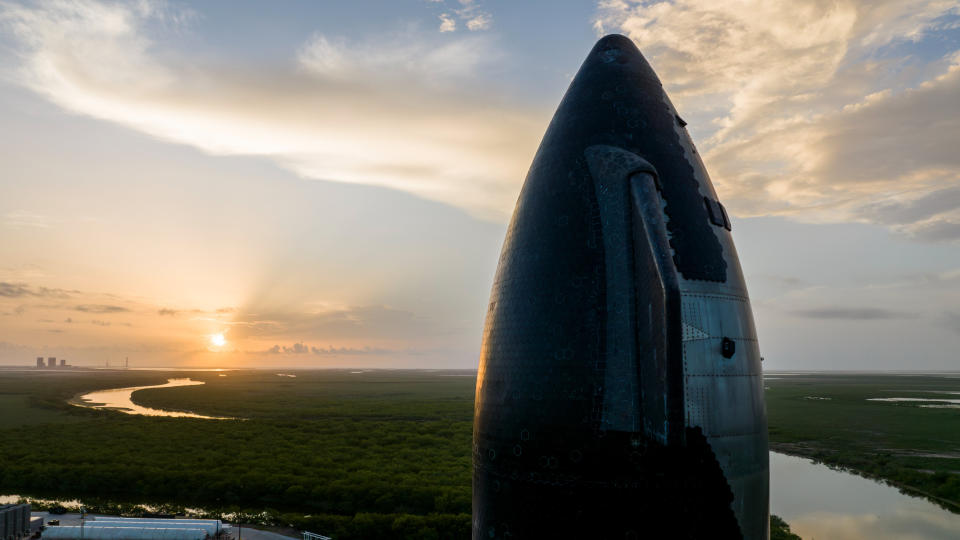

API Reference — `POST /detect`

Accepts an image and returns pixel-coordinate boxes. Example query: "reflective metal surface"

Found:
[474,34,768,539]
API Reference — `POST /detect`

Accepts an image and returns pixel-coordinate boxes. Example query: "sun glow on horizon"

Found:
[209,332,227,349]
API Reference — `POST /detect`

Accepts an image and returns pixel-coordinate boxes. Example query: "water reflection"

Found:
[72,378,231,420]
[868,398,960,404]
[770,451,960,539]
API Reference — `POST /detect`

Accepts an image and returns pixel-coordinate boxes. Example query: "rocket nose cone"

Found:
[539,33,665,155]
[530,32,729,284]
[586,34,661,83]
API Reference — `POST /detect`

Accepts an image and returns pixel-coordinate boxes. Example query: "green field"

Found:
[1,369,954,538]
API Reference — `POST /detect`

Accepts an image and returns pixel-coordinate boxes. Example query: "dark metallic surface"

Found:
[474,34,768,539]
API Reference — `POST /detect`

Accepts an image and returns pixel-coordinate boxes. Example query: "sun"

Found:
[209,332,227,348]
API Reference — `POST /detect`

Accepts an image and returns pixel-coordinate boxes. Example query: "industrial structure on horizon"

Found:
[35,357,69,369]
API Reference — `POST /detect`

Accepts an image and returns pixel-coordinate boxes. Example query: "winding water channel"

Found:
[71,378,231,420]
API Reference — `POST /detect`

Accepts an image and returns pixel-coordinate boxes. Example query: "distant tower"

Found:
[60,359,66,367]
[47,357,56,368]
[125,357,129,369]
[36,357,44,368]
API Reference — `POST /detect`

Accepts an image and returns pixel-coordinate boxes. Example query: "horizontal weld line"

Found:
[680,292,751,300]
[682,373,763,377]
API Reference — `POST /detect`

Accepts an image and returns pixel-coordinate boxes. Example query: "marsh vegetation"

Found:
[2,370,957,538]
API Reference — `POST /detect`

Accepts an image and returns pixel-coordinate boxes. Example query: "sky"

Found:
[0,0,959,370]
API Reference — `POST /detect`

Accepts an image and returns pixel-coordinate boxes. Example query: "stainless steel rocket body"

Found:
[474,35,768,539]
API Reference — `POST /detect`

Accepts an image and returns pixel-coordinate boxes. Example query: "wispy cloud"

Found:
[597,1,960,239]
[264,342,396,355]
[1,282,40,298]
[755,274,808,290]
[74,304,130,313]
[0,0,538,221]
[2,275,449,359]
[0,282,74,299]
[438,13,456,32]
[310,344,394,355]
[229,304,434,341]
[3,210,52,229]
[790,307,917,320]
[266,342,310,354]
[434,0,493,33]
[464,12,492,31]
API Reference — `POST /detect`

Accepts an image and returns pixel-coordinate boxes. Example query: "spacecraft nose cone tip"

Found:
[583,34,660,85]
[595,33,637,50]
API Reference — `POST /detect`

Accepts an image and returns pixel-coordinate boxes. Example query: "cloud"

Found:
[855,186,960,241]
[310,345,393,355]
[0,275,445,360]
[596,1,960,238]
[438,13,456,32]
[464,12,492,31]
[755,274,808,289]
[858,187,960,227]
[0,281,151,326]
[263,342,394,355]
[0,282,75,298]
[907,219,960,241]
[0,283,33,298]
[433,0,493,32]
[74,304,130,313]
[266,342,309,354]
[3,211,52,229]
[230,304,431,341]
[0,0,539,221]
[296,32,493,81]
[790,307,916,320]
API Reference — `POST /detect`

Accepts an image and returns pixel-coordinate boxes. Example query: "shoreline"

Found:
[770,442,960,514]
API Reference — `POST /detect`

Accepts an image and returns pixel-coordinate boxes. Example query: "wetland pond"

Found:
[770,451,960,539]
[71,378,232,420]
